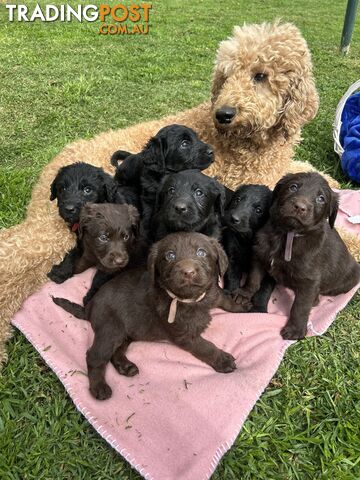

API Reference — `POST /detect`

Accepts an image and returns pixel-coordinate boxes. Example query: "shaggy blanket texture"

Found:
[11,191,359,480]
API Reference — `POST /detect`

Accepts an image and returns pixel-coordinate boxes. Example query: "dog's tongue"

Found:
[71,223,79,232]
[284,231,295,261]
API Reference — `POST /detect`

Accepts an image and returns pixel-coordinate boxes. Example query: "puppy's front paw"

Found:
[212,351,236,373]
[281,323,307,340]
[233,288,252,304]
[112,359,139,377]
[90,381,112,400]
[47,265,69,284]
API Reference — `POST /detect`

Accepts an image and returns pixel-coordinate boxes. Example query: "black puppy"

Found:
[48,162,137,283]
[222,185,274,312]
[111,124,214,233]
[152,169,225,241]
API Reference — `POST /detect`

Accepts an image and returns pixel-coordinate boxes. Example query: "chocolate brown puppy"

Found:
[76,203,140,304]
[53,232,251,400]
[235,172,360,340]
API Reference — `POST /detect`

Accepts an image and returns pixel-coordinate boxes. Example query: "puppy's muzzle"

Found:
[215,106,236,124]
[174,201,189,215]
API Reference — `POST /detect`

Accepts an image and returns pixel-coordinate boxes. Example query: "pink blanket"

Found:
[11,190,360,480]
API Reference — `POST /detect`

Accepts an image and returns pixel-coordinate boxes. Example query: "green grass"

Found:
[1,0,360,478]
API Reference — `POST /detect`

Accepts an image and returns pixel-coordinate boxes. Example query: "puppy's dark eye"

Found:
[196,248,206,257]
[316,194,325,204]
[60,186,67,192]
[99,234,109,242]
[289,184,298,192]
[165,250,176,261]
[180,140,190,149]
[235,197,241,204]
[83,186,92,195]
[253,73,267,83]
[168,187,175,195]
[123,233,129,241]
[255,207,263,214]
[195,189,204,197]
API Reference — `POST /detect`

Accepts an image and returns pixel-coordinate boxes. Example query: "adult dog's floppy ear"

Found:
[147,243,159,285]
[279,69,319,139]
[142,136,166,173]
[127,205,140,237]
[208,238,228,277]
[329,191,339,228]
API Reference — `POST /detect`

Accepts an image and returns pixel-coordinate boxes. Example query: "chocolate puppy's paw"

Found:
[281,323,307,340]
[47,265,69,284]
[212,351,236,373]
[113,359,139,377]
[232,288,252,305]
[90,382,112,400]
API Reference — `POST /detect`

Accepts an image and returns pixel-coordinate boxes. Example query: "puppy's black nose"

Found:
[206,147,214,157]
[65,204,76,213]
[293,200,307,213]
[231,214,240,224]
[215,106,236,124]
[174,202,188,214]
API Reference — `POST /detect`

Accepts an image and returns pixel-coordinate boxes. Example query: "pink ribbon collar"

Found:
[165,289,206,324]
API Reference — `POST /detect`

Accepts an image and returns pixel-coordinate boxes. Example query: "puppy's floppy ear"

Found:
[279,69,319,139]
[142,136,166,173]
[127,205,140,236]
[271,174,294,202]
[213,181,226,217]
[50,171,61,201]
[78,204,95,239]
[208,238,228,277]
[101,174,123,203]
[329,191,339,228]
[147,243,159,285]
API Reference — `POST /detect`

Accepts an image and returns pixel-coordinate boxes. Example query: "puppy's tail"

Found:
[52,296,87,320]
[110,150,132,167]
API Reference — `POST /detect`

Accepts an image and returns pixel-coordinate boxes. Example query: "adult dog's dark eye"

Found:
[195,189,203,197]
[180,140,190,149]
[168,187,175,195]
[316,194,325,204]
[165,250,176,261]
[289,184,298,192]
[123,233,129,241]
[99,234,109,242]
[253,73,267,83]
[83,186,92,195]
[255,207,263,214]
[196,248,206,257]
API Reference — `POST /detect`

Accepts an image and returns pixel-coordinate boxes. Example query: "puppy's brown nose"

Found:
[293,200,307,213]
[181,266,196,278]
[113,256,126,265]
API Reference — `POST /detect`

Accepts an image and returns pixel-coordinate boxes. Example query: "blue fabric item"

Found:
[339,91,360,183]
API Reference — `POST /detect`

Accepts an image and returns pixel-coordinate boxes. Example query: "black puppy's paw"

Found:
[47,265,70,284]
[212,351,236,373]
[281,323,307,340]
[90,382,112,400]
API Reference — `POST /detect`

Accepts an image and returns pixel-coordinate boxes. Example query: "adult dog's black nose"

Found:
[65,204,76,213]
[215,106,236,124]
[174,202,188,214]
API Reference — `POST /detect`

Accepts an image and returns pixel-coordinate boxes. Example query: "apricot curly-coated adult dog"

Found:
[0,20,359,363]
